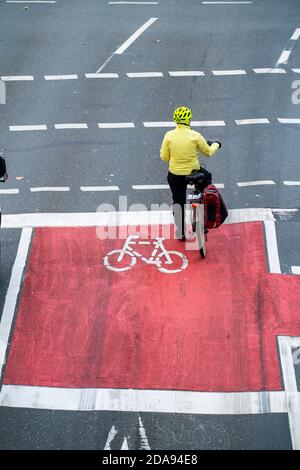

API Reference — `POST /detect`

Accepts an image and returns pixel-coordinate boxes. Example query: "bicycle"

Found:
[103,235,188,274]
[186,172,208,259]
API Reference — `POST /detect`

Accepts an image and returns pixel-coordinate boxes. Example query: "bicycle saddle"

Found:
[185,172,205,185]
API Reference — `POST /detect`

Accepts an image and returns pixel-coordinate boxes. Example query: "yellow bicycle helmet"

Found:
[173,106,192,125]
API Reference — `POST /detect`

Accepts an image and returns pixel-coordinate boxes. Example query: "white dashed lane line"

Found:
[291,29,300,41]
[0,181,298,196]
[2,68,300,82]
[98,122,135,128]
[202,1,253,4]
[9,125,47,131]
[109,2,159,4]
[30,187,70,192]
[275,27,300,67]
[127,72,163,78]
[6,1,56,3]
[143,121,227,128]
[212,70,247,76]
[0,189,19,194]
[169,71,205,77]
[7,118,300,131]
[237,181,276,187]
[253,68,286,74]
[44,75,78,81]
[85,73,119,79]
[283,181,300,186]
[80,186,120,192]
[278,118,300,124]
[132,185,169,190]
[54,123,88,130]
[0,76,34,81]
[235,118,270,125]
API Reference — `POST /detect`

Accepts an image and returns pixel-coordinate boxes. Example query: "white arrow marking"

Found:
[139,416,151,450]
[121,437,129,450]
[104,425,118,450]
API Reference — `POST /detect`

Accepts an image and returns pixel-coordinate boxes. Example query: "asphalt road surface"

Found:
[0,0,300,451]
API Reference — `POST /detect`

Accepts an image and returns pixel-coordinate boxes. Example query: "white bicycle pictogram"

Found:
[103,236,188,274]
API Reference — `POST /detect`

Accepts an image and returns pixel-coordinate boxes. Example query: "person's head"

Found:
[173,106,192,126]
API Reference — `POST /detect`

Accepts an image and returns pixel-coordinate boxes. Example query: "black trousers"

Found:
[167,169,212,236]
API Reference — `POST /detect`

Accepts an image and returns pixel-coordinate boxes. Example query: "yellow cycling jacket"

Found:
[160,124,219,175]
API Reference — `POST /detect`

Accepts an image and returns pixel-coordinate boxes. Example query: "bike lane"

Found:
[2,219,300,394]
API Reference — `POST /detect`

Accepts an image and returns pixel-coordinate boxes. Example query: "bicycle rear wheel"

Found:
[196,204,206,258]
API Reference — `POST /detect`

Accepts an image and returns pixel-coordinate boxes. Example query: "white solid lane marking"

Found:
[132,185,169,190]
[44,75,78,80]
[169,71,205,76]
[283,181,300,186]
[291,28,300,40]
[30,187,70,192]
[127,72,163,77]
[80,186,120,191]
[1,76,34,81]
[278,118,300,124]
[212,70,246,75]
[114,17,158,55]
[237,180,275,187]
[235,118,270,125]
[104,426,118,450]
[292,69,300,73]
[291,266,300,275]
[0,228,32,377]
[85,73,119,78]
[264,220,281,274]
[54,123,88,129]
[278,336,300,449]
[277,50,291,65]
[253,68,286,74]
[98,122,135,128]
[9,125,47,131]
[0,189,19,194]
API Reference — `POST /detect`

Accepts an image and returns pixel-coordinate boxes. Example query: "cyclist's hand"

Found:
[207,140,221,148]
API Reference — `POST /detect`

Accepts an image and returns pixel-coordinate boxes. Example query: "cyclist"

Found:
[160,106,221,241]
